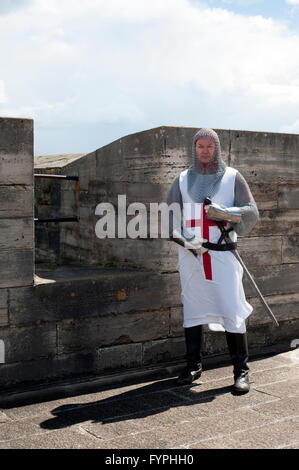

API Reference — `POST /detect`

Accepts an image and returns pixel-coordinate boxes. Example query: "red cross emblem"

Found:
[185,204,227,281]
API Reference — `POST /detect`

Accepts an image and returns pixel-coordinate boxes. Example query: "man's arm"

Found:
[231,171,259,236]
[166,176,183,238]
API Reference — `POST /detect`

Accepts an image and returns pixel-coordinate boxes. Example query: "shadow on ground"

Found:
[37,379,234,431]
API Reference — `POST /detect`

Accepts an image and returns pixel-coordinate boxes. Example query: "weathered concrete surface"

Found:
[0,124,288,391]
[34,167,80,264]
[0,290,8,326]
[0,263,297,391]
[33,126,299,277]
[0,118,33,185]
[34,153,87,169]
[0,117,34,288]
[230,130,299,183]
[0,349,298,449]
[33,126,299,349]
[1,124,298,392]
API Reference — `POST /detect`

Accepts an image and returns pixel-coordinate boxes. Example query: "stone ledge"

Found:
[9,266,181,326]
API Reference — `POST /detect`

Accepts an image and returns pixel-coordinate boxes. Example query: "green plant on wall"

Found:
[104,262,117,267]
[34,194,44,205]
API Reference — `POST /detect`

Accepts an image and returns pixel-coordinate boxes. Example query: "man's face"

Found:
[195,139,215,164]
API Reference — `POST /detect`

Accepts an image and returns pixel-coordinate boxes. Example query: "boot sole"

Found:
[177,371,202,385]
[232,385,250,394]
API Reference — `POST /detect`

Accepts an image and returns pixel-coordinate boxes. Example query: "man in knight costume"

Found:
[167,128,259,394]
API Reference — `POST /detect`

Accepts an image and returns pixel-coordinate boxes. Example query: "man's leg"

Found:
[225,331,250,394]
[177,325,203,385]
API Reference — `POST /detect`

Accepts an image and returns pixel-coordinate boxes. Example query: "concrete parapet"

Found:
[0,262,298,390]
[0,124,298,391]
[0,117,34,288]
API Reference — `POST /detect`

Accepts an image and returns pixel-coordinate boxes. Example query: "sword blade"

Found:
[232,249,279,327]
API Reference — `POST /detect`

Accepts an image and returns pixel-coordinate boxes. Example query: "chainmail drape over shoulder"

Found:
[187,128,227,203]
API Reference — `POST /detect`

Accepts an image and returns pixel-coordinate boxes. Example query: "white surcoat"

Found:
[178,167,252,333]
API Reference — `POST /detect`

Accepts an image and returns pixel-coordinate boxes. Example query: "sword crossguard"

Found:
[204,197,212,206]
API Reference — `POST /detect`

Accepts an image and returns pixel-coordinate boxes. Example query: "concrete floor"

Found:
[0,349,298,449]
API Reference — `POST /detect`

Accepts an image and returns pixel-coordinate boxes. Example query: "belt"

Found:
[202,241,237,251]
[202,222,237,252]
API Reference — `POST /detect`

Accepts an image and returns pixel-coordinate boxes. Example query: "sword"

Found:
[170,232,198,258]
[203,197,279,327]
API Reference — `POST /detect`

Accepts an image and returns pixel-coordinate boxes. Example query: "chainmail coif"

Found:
[187,128,227,203]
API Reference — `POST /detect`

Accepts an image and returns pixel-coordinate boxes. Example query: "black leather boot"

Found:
[177,325,203,385]
[225,331,250,394]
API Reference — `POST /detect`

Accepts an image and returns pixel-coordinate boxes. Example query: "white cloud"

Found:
[0,81,7,103]
[0,100,69,122]
[220,0,262,4]
[281,119,299,133]
[1,0,299,152]
[285,0,299,5]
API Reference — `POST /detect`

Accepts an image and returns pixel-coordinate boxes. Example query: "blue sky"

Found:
[0,0,299,155]
[195,0,299,28]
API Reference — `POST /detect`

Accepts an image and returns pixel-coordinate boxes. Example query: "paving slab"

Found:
[254,376,299,398]
[0,350,298,449]
[192,417,299,450]
[249,366,295,386]
[87,408,275,450]
[0,419,48,443]
[0,411,10,423]
[0,427,101,449]
[253,397,299,420]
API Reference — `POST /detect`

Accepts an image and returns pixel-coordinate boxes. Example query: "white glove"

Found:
[184,236,208,254]
[172,229,208,254]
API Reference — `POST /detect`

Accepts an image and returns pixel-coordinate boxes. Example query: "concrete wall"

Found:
[0,125,298,391]
[0,117,34,379]
[0,118,34,289]
[34,126,299,332]
[34,127,299,269]
[34,154,85,264]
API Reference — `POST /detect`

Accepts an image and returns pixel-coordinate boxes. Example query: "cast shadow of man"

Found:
[39,377,233,431]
